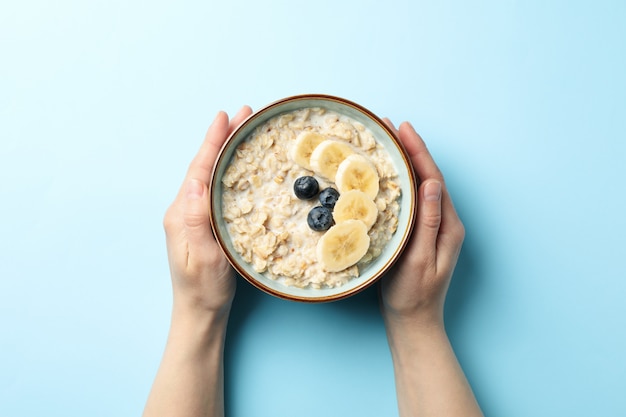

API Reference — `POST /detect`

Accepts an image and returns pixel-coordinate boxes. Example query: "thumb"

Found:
[183,178,213,248]
[413,180,442,262]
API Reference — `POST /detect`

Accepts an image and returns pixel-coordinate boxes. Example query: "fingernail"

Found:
[424,181,441,201]
[186,179,205,200]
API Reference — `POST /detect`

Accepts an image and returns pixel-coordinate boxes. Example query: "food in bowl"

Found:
[220,106,401,289]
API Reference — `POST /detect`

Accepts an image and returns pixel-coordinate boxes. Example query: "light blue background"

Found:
[1,1,625,416]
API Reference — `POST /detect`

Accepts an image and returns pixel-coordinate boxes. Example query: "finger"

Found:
[185,111,230,186]
[397,122,443,183]
[228,105,253,135]
[435,189,465,271]
[183,178,215,261]
[412,180,443,270]
[397,122,461,241]
[382,117,399,135]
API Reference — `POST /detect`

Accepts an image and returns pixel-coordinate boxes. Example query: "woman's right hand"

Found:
[163,106,252,316]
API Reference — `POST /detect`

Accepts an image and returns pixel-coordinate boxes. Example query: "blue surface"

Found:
[1,1,625,416]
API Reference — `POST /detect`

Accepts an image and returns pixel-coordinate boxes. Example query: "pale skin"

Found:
[143,107,483,417]
[380,119,483,417]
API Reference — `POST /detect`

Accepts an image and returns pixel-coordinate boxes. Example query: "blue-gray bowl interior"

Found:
[212,96,415,301]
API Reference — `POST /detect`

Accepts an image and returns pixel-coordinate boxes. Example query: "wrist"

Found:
[383,311,449,360]
[171,281,235,319]
[168,300,231,353]
[381,303,444,331]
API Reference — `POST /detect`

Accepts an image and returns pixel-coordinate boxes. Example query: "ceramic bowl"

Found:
[209,94,416,302]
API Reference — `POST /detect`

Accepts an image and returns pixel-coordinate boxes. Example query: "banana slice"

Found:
[335,154,380,199]
[290,131,326,170]
[333,190,379,230]
[316,220,370,272]
[309,140,354,181]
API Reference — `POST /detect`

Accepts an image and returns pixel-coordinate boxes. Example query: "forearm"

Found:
[143,303,230,417]
[384,317,483,417]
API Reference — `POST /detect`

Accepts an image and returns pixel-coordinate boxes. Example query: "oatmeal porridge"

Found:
[221,107,401,289]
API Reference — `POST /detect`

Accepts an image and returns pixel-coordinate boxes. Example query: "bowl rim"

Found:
[209,93,417,302]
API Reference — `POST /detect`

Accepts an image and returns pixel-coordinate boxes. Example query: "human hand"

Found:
[380,121,465,327]
[162,106,253,316]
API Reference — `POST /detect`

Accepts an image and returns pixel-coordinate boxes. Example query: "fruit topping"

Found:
[335,154,379,199]
[307,206,334,231]
[316,220,370,272]
[293,176,319,200]
[333,189,379,230]
[319,187,340,209]
[309,140,354,181]
[290,131,326,171]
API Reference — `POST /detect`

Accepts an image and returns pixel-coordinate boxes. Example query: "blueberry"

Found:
[307,206,334,231]
[294,176,319,200]
[319,187,340,209]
